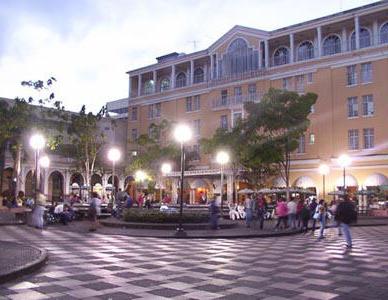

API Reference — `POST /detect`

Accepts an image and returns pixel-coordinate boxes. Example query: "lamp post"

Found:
[30,134,45,199]
[318,164,329,200]
[108,148,121,202]
[338,154,351,194]
[161,162,172,201]
[173,124,192,237]
[216,150,230,217]
[39,155,50,203]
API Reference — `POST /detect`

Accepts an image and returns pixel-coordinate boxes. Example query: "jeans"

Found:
[246,208,253,227]
[318,216,326,238]
[288,213,296,228]
[275,216,288,229]
[340,223,352,246]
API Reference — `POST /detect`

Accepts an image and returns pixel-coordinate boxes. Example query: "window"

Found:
[350,28,371,50]
[348,129,359,150]
[282,77,291,90]
[323,35,341,56]
[360,62,372,83]
[347,65,357,85]
[144,80,155,94]
[297,135,305,153]
[193,95,200,111]
[273,47,289,66]
[148,125,159,140]
[380,23,388,44]
[148,103,161,119]
[160,78,170,91]
[347,97,358,118]
[193,68,204,83]
[186,97,192,112]
[234,86,242,103]
[309,133,315,144]
[363,128,374,149]
[193,119,201,136]
[307,73,313,84]
[362,95,374,117]
[297,41,314,61]
[220,115,228,129]
[131,128,138,142]
[176,72,186,88]
[248,84,256,100]
[295,75,305,93]
[131,107,138,121]
[232,112,242,127]
[221,90,228,105]
[192,144,201,161]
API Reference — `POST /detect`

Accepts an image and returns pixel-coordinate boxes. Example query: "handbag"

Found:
[313,212,321,220]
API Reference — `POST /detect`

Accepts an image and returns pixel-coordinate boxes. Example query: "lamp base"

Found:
[175,227,187,237]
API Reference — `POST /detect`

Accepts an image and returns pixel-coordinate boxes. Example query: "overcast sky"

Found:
[0,0,378,113]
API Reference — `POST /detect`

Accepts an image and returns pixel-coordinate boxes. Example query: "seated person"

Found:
[54,202,71,225]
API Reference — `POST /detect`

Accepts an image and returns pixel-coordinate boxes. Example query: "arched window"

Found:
[144,80,154,94]
[380,23,388,44]
[297,41,314,61]
[226,38,251,75]
[193,68,204,83]
[350,28,371,50]
[175,72,186,88]
[273,47,289,66]
[228,38,248,53]
[160,78,170,92]
[323,35,341,56]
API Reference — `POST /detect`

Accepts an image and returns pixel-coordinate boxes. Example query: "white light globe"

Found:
[39,155,50,168]
[135,170,147,182]
[338,154,351,168]
[318,164,329,175]
[216,151,230,165]
[108,148,121,162]
[174,124,192,144]
[30,134,45,150]
[161,163,172,174]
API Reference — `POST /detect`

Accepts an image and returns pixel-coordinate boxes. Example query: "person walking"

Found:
[335,196,357,249]
[300,203,311,234]
[256,194,267,230]
[88,192,101,232]
[32,190,46,229]
[296,198,304,228]
[287,198,297,229]
[245,193,254,228]
[209,197,219,230]
[329,200,341,235]
[309,198,318,233]
[315,199,327,240]
[274,198,288,230]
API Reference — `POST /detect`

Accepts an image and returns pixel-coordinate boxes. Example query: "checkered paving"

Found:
[0,225,388,299]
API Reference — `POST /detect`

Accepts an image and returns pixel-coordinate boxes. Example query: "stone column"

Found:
[204,64,208,81]
[264,40,269,68]
[64,170,71,196]
[342,27,347,52]
[171,65,176,89]
[215,53,219,79]
[153,70,157,93]
[226,173,234,203]
[355,16,360,50]
[190,189,195,204]
[43,168,49,196]
[258,41,262,69]
[137,74,142,97]
[210,54,214,80]
[171,178,178,204]
[128,75,132,99]
[373,20,379,46]
[289,33,294,63]
[317,26,322,57]
[190,60,194,85]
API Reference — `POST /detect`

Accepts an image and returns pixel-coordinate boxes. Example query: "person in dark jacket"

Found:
[309,198,318,233]
[335,196,357,249]
[300,203,311,234]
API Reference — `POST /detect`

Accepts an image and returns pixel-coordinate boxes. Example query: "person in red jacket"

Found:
[274,198,288,230]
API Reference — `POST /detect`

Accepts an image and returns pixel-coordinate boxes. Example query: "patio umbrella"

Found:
[257,188,275,194]
[328,190,346,196]
[238,188,255,194]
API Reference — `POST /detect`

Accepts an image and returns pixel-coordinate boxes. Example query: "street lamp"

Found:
[338,154,351,193]
[216,150,230,217]
[174,124,192,236]
[161,163,172,201]
[318,164,329,200]
[108,147,121,202]
[39,155,50,203]
[30,134,45,199]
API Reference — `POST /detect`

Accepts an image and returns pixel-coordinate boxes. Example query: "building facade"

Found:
[126,2,388,203]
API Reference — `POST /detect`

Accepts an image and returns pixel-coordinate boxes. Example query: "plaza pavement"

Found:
[0,225,388,299]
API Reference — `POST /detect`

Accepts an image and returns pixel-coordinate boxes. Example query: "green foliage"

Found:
[122,209,209,223]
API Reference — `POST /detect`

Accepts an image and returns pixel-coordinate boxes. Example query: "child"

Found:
[300,203,311,234]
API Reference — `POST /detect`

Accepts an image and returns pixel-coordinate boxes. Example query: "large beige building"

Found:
[126,2,388,203]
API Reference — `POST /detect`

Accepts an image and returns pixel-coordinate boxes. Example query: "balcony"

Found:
[212,93,262,110]
[209,69,267,87]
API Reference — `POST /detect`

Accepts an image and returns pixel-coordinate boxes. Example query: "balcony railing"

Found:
[212,93,262,110]
[208,69,267,87]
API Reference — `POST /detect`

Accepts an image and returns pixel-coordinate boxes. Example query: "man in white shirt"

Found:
[287,198,297,229]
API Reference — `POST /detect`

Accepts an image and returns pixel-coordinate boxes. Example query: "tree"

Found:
[67,105,107,195]
[244,88,317,196]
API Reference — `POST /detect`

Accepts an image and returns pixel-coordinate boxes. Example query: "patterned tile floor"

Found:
[0,225,387,300]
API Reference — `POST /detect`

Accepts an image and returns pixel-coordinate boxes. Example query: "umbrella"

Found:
[328,190,346,196]
[238,188,255,194]
[257,188,275,194]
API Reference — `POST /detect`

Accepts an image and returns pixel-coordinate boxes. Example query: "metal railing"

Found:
[212,93,263,110]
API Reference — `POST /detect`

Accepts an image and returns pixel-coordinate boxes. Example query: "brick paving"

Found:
[0,225,388,299]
